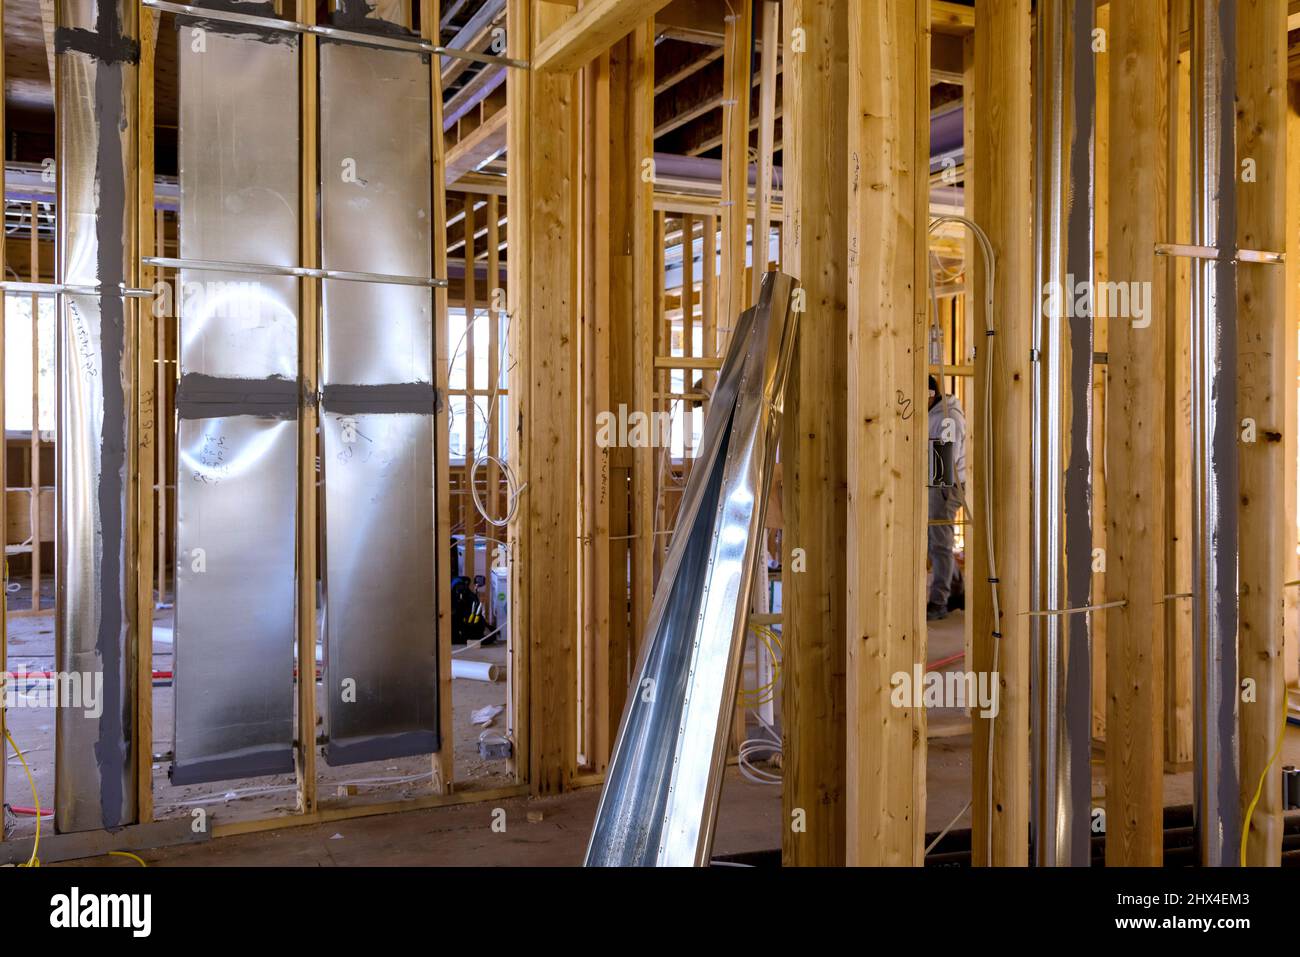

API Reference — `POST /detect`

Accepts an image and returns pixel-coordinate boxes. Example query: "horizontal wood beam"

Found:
[446,105,508,182]
[533,0,676,73]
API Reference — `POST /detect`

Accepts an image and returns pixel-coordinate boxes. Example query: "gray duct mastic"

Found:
[54,0,139,833]
[586,271,798,866]
[1030,0,1095,867]
[1189,0,1240,868]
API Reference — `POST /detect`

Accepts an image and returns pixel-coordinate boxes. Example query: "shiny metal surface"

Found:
[586,272,798,867]
[1188,0,1239,868]
[318,41,439,765]
[142,256,447,288]
[54,0,139,833]
[142,0,529,66]
[171,25,301,784]
[172,418,298,782]
[1030,0,1094,867]
[320,412,438,762]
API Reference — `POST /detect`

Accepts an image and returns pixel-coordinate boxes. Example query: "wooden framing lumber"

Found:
[446,106,508,183]
[752,0,778,305]
[295,0,320,816]
[134,3,158,824]
[1105,0,1169,866]
[1235,0,1289,867]
[970,0,1031,867]
[0,0,6,836]
[532,0,676,74]
[845,0,929,866]
[718,0,752,349]
[780,0,848,867]
[1165,29,1195,770]
[508,0,582,794]
[1286,77,1300,699]
[1090,2,1109,743]
[629,26,657,659]
[426,0,458,793]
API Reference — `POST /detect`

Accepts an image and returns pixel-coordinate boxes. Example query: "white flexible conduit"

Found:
[928,215,999,863]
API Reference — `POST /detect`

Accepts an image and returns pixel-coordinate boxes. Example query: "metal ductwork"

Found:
[1188,0,1240,869]
[586,271,798,867]
[1030,0,1096,867]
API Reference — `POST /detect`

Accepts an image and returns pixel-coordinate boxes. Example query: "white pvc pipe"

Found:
[452,659,502,682]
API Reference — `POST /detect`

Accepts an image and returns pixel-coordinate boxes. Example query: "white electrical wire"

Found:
[448,306,525,529]
[928,214,999,864]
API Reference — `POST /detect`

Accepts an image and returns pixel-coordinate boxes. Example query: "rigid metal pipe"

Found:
[141,255,448,287]
[142,0,528,67]
[1188,0,1239,868]
[1030,0,1095,867]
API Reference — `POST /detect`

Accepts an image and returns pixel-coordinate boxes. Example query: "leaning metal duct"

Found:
[1030,0,1095,866]
[170,11,301,785]
[1188,0,1239,868]
[586,271,798,867]
[54,0,140,832]
[319,29,440,765]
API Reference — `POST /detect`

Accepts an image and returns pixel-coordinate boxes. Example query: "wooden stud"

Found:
[1090,2,1109,743]
[1165,28,1195,770]
[702,213,717,408]
[970,0,1031,867]
[505,0,531,785]
[1105,0,1169,866]
[780,0,848,867]
[845,0,928,866]
[718,0,752,353]
[155,210,169,614]
[629,24,656,661]
[1285,79,1300,699]
[134,4,158,824]
[531,0,675,74]
[464,193,477,585]
[28,203,41,618]
[752,0,778,306]
[681,212,694,466]
[425,0,457,793]
[0,0,7,837]
[1235,0,1288,867]
[295,0,320,815]
[507,0,582,794]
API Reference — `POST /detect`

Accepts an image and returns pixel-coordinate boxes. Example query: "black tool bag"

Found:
[451,575,488,645]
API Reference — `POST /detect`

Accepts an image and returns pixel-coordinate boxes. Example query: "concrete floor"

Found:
[11,602,1300,866]
[4,605,513,839]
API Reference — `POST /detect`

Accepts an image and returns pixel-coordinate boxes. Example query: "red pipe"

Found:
[926,651,965,671]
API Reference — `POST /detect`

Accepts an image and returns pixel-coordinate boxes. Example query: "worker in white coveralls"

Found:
[927,375,967,622]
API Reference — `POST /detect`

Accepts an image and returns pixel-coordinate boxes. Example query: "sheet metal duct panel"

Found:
[587,272,798,867]
[172,418,298,783]
[54,0,139,833]
[171,25,300,785]
[320,412,438,761]
[318,40,439,765]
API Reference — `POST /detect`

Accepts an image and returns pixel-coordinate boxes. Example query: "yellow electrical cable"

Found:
[1239,690,1289,866]
[4,726,41,867]
[739,625,782,707]
[109,850,147,867]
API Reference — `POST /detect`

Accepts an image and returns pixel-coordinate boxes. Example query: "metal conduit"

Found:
[1030,0,1095,867]
[1188,0,1240,868]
